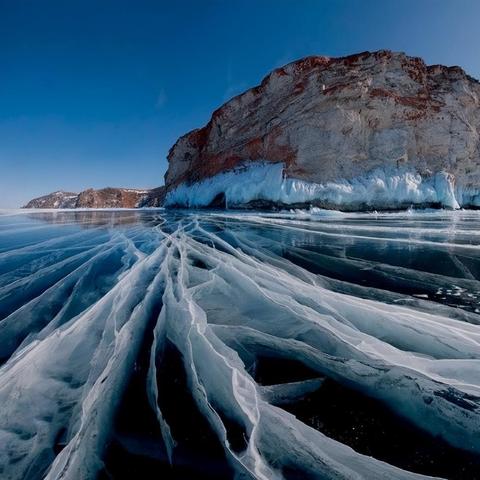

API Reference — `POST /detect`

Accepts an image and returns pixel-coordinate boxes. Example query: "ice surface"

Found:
[164,162,468,209]
[1,208,480,479]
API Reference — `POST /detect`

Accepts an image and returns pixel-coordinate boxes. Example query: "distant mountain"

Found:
[23,191,79,209]
[23,186,165,209]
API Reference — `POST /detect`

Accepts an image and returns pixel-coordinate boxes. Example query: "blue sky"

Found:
[1,0,480,208]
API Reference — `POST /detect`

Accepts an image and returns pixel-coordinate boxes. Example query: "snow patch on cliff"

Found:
[165,162,463,210]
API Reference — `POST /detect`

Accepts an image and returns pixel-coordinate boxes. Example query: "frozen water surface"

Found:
[1,208,480,479]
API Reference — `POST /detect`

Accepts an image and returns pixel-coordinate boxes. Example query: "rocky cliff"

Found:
[74,188,153,209]
[165,50,480,210]
[23,191,79,209]
[24,186,165,209]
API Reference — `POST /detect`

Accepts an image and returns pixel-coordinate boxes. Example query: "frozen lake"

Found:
[1,208,480,479]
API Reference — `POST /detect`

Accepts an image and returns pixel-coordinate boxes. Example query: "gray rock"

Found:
[166,50,480,209]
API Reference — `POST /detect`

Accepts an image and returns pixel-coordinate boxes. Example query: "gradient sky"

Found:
[1,0,480,208]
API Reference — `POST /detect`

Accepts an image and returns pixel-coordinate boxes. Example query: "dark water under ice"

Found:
[1,208,480,480]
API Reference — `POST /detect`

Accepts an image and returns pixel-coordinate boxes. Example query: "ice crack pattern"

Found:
[1,208,480,479]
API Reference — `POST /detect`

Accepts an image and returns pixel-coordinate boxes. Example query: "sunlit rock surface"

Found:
[1,208,480,479]
[166,50,480,209]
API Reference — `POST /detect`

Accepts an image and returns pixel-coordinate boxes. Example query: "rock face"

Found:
[140,186,167,207]
[74,188,150,209]
[165,50,480,209]
[23,191,78,209]
[24,187,165,209]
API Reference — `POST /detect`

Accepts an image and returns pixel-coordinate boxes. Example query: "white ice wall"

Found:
[165,162,470,209]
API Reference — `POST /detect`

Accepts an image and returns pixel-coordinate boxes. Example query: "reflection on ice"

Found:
[1,208,480,479]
